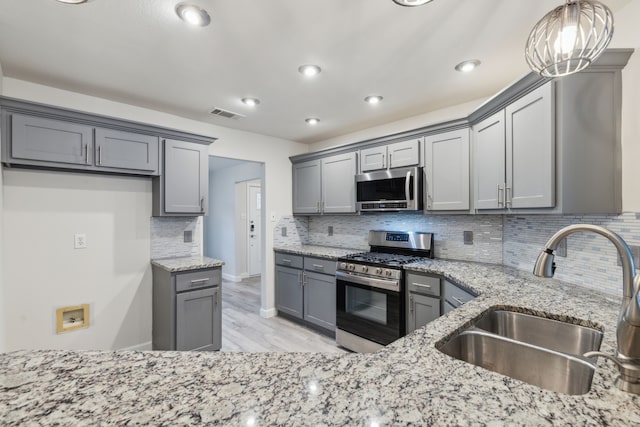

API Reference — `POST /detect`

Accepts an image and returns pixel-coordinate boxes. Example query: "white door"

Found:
[247,183,262,276]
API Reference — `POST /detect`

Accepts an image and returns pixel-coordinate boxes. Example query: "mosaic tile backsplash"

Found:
[151,217,202,259]
[278,212,640,297]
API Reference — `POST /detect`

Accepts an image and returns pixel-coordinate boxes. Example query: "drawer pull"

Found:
[281,259,292,264]
[190,278,209,285]
[452,296,465,305]
[312,264,324,270]
[412,283,432,289]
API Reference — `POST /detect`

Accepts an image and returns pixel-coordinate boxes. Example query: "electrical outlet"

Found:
[556,238,567,257]
[463,231,473,245]
[328,226,334,236]
[74,233,87,249]
[270,212,277,222]
[281,226,287,237]
[184,230,193,243]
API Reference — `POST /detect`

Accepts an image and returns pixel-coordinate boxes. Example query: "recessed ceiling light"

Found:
[455,59,481,73]
[175,3,211,27]
[241,98,260,107]
[305,118,320,125]
[364,95,384,104]
[392,0,434,7]
[56,0,88,3]
[298,65,322,77]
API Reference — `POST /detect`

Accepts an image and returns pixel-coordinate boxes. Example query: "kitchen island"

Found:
[2,257,640,425]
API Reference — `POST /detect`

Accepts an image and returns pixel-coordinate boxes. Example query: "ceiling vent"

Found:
[209,107,245,120]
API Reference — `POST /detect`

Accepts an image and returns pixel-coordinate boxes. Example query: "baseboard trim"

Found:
[118,341,152,351]
[260,307,277,318]
[222,273,250,282]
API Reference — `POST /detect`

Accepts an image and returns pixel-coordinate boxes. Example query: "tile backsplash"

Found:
[151,216,202,259]
[277,212,640,297]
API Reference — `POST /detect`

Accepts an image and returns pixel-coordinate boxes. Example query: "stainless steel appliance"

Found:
[336,230,434,352]
[356,166,423,212]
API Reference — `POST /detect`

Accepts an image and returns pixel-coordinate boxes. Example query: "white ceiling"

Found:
[0,0,632,144]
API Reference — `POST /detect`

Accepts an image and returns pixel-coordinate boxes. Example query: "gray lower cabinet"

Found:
[303,271,336,330]
[407,293,440,333]
[152,139,209,216]
[152,265,222,351]
[275,265,303,318]
[443,280,476,309]
[275,252,336,333]
[94,128,159,174]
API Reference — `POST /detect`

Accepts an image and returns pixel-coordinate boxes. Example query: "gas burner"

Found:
[341,252,424,267]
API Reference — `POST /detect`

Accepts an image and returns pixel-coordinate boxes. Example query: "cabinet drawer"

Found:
[406,272,440,297]
[275,252,303,269]
[176,268,221,293]
[303,257,336,275]
[444,280,475,307]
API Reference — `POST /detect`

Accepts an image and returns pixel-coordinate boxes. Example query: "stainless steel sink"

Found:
[437,308,604,395]
[473,309,603,357]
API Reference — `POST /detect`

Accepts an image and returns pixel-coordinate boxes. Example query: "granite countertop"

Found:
[151,256,225,272]
[2,256,640,425]
[274,244,363,260]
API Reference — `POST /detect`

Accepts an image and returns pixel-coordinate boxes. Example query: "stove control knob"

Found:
[361,266,368,273]
[375,268,382,274]
[349,264,356,271]
[340,262,347,269]
[385,269,392,277]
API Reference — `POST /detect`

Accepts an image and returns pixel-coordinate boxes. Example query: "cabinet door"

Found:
[506,82,555,208]
[443,301,455,315]
[275,266,303,319]
[95,128,159,174]
[321,152,357,214]
[424,129,470,211]
[360,146,387,172]
[11,113,93,167]
[407,293,440,334]
[164,139,208,214]
[303,271,336,330]
[292,160,321,214]
[176,286,220,351]
[388,139,420,168]
[473,111,506,210]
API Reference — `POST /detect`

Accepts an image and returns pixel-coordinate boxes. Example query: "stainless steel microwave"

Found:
[356,166,423,212]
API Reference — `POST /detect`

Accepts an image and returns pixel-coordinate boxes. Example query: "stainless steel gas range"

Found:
[335,230,434,353]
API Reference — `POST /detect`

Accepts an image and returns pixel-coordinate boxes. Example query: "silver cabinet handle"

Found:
[497,184,504,207]
[302,272,306,287]
[405,170,411,202]
[505,185,512,208]
[312,264,324,270]
[412,283,432,289]
[281,258,292,265]
[452,296,465,305]
[388,153,392,168]
[98,145,102,165]
[200,197,205,212]
[410,295,414,314]
[85,144,89,163]
[190,278,209,285]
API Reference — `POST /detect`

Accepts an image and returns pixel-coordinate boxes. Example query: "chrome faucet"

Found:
[533,224,640,394]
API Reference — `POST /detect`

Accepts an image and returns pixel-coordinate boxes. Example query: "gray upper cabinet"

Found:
[293,160,322,214]
[10,113,93,168]
[360,139,420,172]
[473,111,507,210]
[153,139,209,216]
[94,128,159,175]
[292,152,356,214]
[473,83,554,211]
[321,152,357,214]
[424,128,470,211]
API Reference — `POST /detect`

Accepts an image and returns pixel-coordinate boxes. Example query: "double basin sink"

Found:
[438,308,603,395]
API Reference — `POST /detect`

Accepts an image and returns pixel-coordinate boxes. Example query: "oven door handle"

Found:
[336,271,400,292]
[405,170,411,203]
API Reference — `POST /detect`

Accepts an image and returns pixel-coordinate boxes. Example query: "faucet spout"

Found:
[533,224,640,394]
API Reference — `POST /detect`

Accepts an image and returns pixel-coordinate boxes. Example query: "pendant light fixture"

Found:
[525,0,614,77]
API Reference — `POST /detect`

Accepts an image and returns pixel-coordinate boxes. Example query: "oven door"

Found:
[336,271,403,346]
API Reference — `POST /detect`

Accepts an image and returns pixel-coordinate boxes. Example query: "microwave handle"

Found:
[405,170,411,202]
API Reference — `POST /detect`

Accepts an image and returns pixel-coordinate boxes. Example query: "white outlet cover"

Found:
[74,233,87,249]
[270,212,277,222]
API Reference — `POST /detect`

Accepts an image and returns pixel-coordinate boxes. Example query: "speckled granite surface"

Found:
[151,256,224,272]
[274,244,362,260]
[2,257,640,425]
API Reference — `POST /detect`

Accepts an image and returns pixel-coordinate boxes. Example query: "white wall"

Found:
[205,161,262,281]
[0,59,5,352]
[1,78,307,350]
[611,0,640,211]
[3,169,152,350]
[308,98,487,152]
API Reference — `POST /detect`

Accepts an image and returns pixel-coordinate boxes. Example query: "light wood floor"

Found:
[220,277,346,353]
